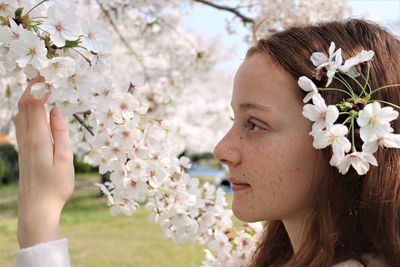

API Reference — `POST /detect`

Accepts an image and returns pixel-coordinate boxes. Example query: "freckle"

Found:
[240,136,243,140]
[242,173,245,177]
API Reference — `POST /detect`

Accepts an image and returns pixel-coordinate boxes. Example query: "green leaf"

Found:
[15,7,24,18]
[63,39,81,49]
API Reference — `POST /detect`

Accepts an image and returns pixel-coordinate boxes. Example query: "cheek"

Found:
[233,131,320,221]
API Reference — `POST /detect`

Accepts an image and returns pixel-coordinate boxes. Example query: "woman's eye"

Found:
[245,120,265,132]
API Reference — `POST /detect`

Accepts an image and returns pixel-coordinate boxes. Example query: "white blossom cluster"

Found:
[299,42,400,175]
[87,94,263,265]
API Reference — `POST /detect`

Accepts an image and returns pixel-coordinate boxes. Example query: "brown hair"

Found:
[246,19,400,267]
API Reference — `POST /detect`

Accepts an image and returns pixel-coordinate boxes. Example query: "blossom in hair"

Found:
[357,101,398,142]
[339,50,375,77]
[298,76,319,103]
[362,133,400,153]
[300,42,400,175]
[313,124,351,157]
[310,42,343,86]
[302,93,339,136]
[337,152,378,175]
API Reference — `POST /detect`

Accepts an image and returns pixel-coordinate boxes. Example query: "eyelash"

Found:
[230,116,266,132]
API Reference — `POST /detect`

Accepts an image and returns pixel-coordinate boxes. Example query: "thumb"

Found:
[50,107,72,162]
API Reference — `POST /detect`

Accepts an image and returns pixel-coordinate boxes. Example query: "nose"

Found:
[213,129,241,167]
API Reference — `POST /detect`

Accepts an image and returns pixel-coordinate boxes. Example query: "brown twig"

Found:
[191,0,255,24]
[73,114,94,136]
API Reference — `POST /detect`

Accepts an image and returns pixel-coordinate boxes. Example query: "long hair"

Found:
[246,19,400,267]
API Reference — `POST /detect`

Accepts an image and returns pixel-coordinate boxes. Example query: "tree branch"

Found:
[73,114,94,136]
[191,0,255,24]
[95,0,152,83]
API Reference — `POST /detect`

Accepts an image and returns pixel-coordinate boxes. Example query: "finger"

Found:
[50,108,72,164]
[17,76,46,133]
[13,112,23,147]
[18,76,45,112]
[26,93,52,144]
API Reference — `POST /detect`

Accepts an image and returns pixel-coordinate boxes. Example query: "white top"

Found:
[16,239,71,267]
[15,239,389,267]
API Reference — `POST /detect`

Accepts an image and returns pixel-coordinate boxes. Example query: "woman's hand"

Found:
[14,76,75,249]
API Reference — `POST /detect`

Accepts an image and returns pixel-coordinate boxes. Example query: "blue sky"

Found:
[182,0,400,71]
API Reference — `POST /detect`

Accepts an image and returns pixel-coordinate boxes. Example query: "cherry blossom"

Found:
[298,76,319,103]
[337,151,378,175]
[9,29,48,69]
[41,0,81,47]
[357,101,398,142]
[311,42,343,86]
[313,124,352,157]
[0,0,18,18]
[302,94,339,136]
[339,50,375,77]
[362,133,400,153]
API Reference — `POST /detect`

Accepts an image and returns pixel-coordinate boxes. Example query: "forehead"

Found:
[232,53,301,110]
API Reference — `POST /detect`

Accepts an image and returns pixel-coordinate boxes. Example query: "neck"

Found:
[282,209,313,255]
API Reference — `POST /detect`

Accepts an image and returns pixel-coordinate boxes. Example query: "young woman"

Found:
[14,19,399,266]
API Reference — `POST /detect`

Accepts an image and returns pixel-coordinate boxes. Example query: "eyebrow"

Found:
[231,102,271,111]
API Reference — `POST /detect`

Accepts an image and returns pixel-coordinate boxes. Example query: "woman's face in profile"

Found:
[213,53,327,223]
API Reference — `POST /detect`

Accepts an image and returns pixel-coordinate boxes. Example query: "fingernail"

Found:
[53,108,61,117]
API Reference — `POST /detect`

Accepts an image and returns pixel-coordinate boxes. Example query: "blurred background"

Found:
[0,0,399,266]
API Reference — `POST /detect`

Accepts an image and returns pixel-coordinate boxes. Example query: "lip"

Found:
[230,178,251,191]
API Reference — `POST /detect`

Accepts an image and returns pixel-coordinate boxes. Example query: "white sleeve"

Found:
[15,238,71,267]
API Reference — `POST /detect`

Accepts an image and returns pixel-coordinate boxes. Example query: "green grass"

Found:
[0,173,237,267]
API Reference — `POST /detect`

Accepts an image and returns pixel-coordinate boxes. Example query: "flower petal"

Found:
[310,52,327,67]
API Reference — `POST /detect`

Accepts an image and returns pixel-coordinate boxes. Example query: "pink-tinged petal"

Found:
[337,152,377,175]
[310,52,327,67]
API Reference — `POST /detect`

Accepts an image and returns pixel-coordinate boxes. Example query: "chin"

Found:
[232,205,261,223]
